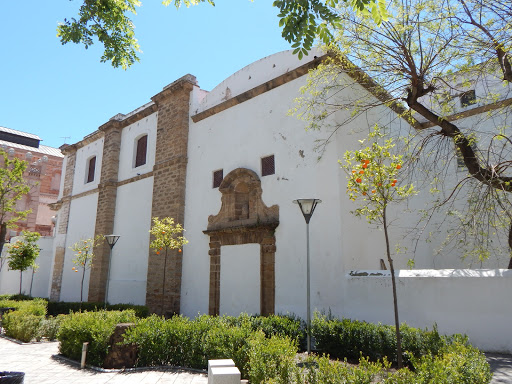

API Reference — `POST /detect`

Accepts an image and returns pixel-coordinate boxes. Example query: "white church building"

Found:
[7,50,512,352]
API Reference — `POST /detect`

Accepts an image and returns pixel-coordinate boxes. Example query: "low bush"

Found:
[312,314,447,365]
[37,315,65,341]
[267,341,491,384]
[0,298,47,316]
[246,331,297,384]
[47,301,148,318]
[57,310,137,367]
[410,339,492,384]
[225,313,305,346]
[2,310,43,342]
[123,314,299,380]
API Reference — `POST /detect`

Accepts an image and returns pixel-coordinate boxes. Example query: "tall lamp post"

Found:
[104,234,120,309]
[293,198,321,354]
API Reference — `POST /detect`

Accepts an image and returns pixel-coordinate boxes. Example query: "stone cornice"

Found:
[151,74,197,105]
[191,55,326,123]
[203,221,279,235]
[419,97,512,129]
[59,144,78,155]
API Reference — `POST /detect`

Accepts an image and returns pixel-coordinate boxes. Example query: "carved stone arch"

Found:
[204,168,279,315]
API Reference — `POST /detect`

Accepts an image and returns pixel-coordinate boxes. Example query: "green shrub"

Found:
[224,313,305,345]
[411,340,492,384]
[3,311,43,342]
[312,314,448,365]
[246,331,297,384]
[0,298,47,316]
[37,315,65,341]
[46,301,148,318]
[57,310,137,367]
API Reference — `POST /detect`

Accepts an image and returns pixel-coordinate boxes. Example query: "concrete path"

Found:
[1,337,510,383]
[0,337,207,384]
[486,353,512,384]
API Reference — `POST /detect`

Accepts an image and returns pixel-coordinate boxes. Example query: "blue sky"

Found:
[0,1,292,148]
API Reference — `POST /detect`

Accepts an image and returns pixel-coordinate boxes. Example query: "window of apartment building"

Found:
[460,90,476,107]
[213,169,223,188]
[135,134,148,168]
[86,156,96,183]
[261,155,275,176]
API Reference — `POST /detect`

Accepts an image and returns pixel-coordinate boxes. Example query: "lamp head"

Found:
[293,199,321,224]
[104,234,120,249]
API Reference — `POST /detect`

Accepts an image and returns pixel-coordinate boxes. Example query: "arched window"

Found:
[86,156,96,183]
[135,135,148,168]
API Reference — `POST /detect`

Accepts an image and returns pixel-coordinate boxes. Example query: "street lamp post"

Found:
[104,234,120,309]
[293,198,321,354]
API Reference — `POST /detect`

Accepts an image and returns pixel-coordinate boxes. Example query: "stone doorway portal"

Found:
[203,168,279,315]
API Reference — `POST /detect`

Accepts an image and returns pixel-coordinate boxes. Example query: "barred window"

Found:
[135,135,148,167]
[261,155,275,176]
[213,169,223,188]
[460,90,476,107]
[86,156,96,183]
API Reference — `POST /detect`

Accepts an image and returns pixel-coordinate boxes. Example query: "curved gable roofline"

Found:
[192,48,324,121]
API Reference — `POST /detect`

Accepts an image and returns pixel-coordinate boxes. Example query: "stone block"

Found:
[208,359,235,383]
[209,366,240,384]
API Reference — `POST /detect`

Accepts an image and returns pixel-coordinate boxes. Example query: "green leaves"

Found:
[0,150,31,228]
[341,126,416,224]
[57,0,142,69]
[149,216,188,253]
[7,231,41,273]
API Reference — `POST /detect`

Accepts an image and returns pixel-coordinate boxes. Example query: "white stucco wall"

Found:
[117,113,158,182]
[107,177,154,305]
[59,193,98,302]
[343,269,512,353]
[72,138,104,195]
[182,52,346,319]
[0,237,53,298]
[219,244,260,316]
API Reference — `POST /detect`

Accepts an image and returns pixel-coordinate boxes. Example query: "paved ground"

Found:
[0,337,510,383]
[0,337,207,384]
[486,352,512,384]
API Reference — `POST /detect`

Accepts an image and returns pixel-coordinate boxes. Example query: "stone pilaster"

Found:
[88,122,122,303]
[49,145,77,301]
[146,75,196,315]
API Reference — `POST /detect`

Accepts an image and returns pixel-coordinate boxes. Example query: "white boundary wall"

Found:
[0,237,54,298]
[342,269,512,353]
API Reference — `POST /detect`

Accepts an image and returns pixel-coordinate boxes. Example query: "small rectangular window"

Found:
[135,135,148,167]
[460,90,476,107]
[86,156,96,183]
[213,169,223,188]
[261,155,275,176]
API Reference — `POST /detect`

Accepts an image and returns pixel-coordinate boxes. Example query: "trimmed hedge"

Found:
[46,301,149,318]
[48,310,492,384]
[273,341,491,384]
[312,314,446,365]
[57,310,137,367]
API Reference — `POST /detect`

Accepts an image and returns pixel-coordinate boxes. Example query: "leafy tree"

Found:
[70,236,103,311]
[296,0,512,267]
[57,0,385,68]
[7,231,41,295]
[341,126,416,368]
[149,217,188,315]
[0,150,31,256]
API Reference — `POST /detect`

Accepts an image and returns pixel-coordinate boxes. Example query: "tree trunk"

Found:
[80,266,86,312]
[383,206,403,369]
[161,249,168,316]
[29,269,35,297]
[508,223,512,269]
[0,223,7,258]
[19,270,23,295]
